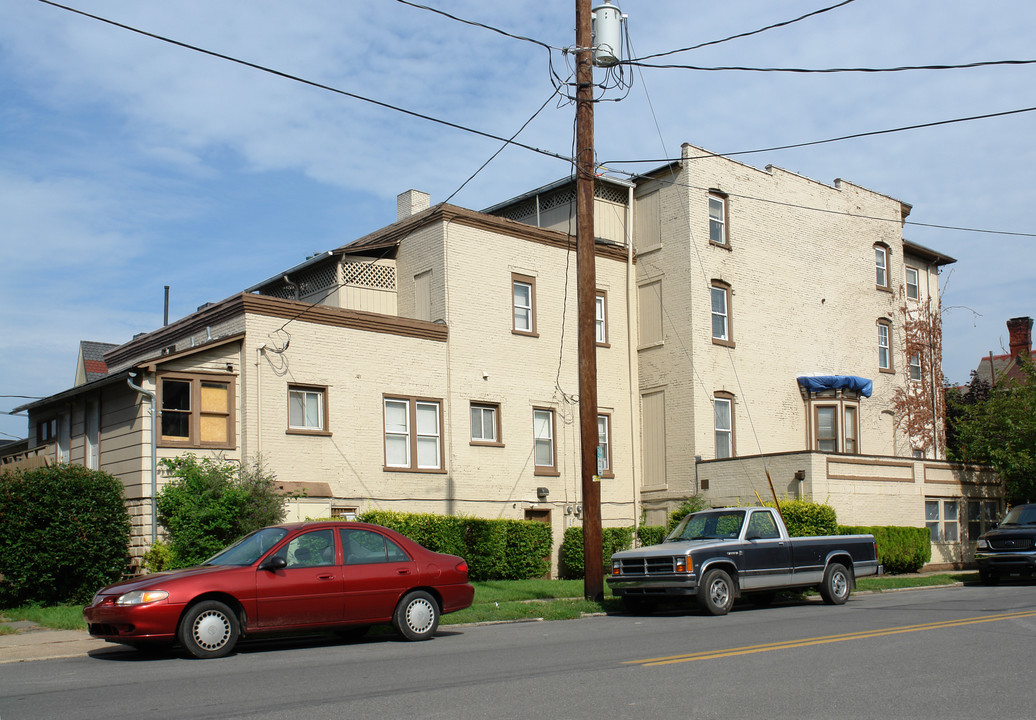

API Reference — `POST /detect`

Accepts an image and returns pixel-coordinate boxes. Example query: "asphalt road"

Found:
[2,584,1034,720]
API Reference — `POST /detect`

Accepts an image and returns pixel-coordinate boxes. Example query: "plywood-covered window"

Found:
[158,372,235,449]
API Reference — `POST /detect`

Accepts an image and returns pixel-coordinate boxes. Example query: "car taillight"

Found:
[456,560,469,576]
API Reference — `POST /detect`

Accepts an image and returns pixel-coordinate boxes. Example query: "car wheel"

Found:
[622,596,657,615]
[820,562,851,605]
[179,600,240,659]
[698,568,735,616]
[393,591,439,641]
[979,568,1000,586]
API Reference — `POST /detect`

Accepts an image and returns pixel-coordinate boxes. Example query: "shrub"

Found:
[156,455,285,568]
[637,525,667,546]
[0,465,130,605]
[761,500,839,536]
[558,526,634,580]
[667,495,708,531]
[358,511,551,581]
[839,525,932,573]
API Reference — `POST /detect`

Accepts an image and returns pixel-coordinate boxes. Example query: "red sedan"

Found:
[83,521,474,659]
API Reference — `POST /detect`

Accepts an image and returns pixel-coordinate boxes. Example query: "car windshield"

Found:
[204,528,290,566]
[999,505,1036,526]
[666,510,745,542]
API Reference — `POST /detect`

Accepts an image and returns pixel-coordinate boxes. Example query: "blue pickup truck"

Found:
[607,506,881,615]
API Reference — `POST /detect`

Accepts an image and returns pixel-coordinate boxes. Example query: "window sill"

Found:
[879,367,895,375]
[875,285,893,294]
[638,341,665,351]
[596,341,611,349]
[709,240,732,251]
[383,466,449,474]
[286,428,333,437]
[470,440,505,448]
[512,330,540,338]
[712,338,736,349]
[534,467,561,477]
[158,440,236,450]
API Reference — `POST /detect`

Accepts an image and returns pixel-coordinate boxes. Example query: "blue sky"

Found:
[2,0,1034,442]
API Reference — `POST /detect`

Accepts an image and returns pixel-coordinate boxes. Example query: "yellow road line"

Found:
[625,609,1036,666]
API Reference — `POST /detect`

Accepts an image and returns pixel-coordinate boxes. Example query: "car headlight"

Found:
[976,539,989,550]
[116,590,169,606]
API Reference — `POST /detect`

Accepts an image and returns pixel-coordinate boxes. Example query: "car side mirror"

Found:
[260,556,287,572]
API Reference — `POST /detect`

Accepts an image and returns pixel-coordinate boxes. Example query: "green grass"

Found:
[0,604,87,630]
[0,574,976,633]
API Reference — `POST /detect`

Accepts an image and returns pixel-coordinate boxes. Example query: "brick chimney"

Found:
[397,190,430,221]
[1007,316,1033,358]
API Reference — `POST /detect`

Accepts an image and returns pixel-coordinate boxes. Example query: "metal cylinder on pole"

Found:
[576,0,603,602]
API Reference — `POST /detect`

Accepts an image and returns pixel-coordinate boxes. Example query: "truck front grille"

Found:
[989,537,1034,551]
[616,557,677,575]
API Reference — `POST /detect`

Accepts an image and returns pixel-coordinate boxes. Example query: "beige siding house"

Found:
[10,145,996,570]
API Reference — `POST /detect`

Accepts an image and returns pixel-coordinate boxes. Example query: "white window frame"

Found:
[714,396,733,459]
[597,413,613,476]
[926,498,959,543]
[909,353,922,382]
[708,194,728,246]
[595,292,608,346]
[878,321,892,371]
[470,402,501,445]
[512,274,536,336]
[288,385,326,432]
[875,245,889,288]
[384,397,443,471]
[710,282,733,346]
[533,408,557,475]
[905,266,920,300]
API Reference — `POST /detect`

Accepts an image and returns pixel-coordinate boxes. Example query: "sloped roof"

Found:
[78,341,119,384]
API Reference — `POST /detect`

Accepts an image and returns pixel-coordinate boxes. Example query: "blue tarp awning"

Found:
[796,375,873,398]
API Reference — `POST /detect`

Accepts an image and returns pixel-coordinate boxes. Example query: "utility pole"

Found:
[575,0,603,601]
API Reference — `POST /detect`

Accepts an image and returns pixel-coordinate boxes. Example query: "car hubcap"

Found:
[193,610,231,650]
[406,598,434,634]
[833,572,848,599]
[710,579,729,608]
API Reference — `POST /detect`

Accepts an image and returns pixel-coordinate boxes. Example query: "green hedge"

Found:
[0,465,130,606]
[636,525,667,547]
[839,525,932,573]
[358,511,552,581]
[558,526,634,580]
[770,500,839,536]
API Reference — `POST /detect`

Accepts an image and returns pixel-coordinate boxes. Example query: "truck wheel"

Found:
[820,562,851,605]
[698,568,735,615]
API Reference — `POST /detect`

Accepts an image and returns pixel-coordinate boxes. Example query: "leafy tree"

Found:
[947,358,1036,503]
[156,455,286,568]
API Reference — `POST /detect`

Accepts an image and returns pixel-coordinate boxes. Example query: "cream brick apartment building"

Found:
[8,145,997,569]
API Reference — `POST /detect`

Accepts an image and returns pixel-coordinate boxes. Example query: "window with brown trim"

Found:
[512,273,538,336]
[384,396,444,472]
[875,243,891,291]
[815,405,838,452]
[470,401,503,446]
[595,290,609,346]
[158,372,235,449]
[533,407,558,476]
[708,191,729,247]
[287,384,331,436]
[597,412,614,478]
[714,392,735,459]
[843,405,858,454]
[711,281,734,347]
[877,318,894,372]
[905,266,920,301]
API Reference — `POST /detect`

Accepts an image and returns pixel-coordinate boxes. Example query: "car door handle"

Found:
[397,569,411,575]
[318,574,335,581]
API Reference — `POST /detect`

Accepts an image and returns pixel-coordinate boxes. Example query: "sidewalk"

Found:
[0,623,130,664]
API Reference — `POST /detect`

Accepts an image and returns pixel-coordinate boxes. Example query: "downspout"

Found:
[625,184,641,543]
[127,371,158,545]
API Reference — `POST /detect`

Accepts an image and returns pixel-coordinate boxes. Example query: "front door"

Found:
[740,510,792,590]
[255,529,343,628]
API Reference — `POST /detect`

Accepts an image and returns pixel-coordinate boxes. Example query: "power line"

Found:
[394,0,560,51]
[601,105,1036,164]
[34,0,573,165]
[627,58,1036,73]
[630,0,860,62]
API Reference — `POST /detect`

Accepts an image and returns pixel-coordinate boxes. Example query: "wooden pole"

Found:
[576,0,602,601]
